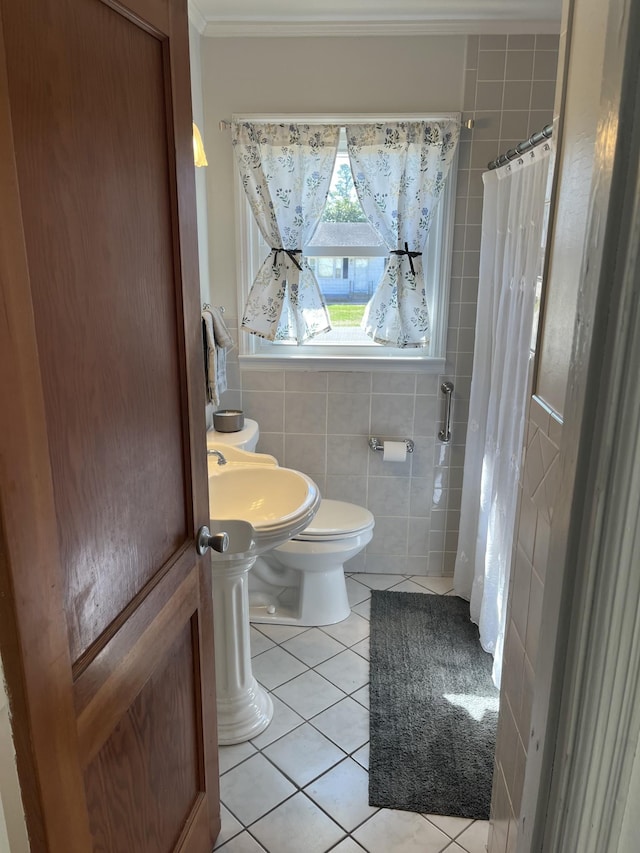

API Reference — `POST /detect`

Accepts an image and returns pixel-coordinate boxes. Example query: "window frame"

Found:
[233,113,460,372]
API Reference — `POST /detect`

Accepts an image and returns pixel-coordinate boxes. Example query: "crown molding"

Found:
[201,18,561,38]
[188,0,208,34]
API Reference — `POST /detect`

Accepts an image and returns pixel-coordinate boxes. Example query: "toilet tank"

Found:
[206,418,259,452]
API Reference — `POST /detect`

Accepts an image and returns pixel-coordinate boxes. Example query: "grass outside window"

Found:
[327,303,367,327]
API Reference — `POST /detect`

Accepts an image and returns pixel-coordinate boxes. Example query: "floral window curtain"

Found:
[232,122,340,342]
[346,120,460,347]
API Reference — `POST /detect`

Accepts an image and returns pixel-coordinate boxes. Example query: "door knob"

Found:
[196,525,229,555]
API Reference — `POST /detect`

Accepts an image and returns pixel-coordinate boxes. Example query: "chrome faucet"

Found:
[207,449,227,466]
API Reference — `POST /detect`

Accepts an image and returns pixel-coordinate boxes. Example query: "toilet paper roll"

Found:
[382,441,407,462]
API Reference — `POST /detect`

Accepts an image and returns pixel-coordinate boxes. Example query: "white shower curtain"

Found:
[454,143,553,688]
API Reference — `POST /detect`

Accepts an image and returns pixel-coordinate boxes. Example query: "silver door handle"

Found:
[196,525,229,555]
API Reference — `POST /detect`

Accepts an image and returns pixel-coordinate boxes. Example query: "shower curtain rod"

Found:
[487,123,553,171]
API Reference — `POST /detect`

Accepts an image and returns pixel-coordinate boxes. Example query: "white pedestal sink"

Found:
[207,453,320,745]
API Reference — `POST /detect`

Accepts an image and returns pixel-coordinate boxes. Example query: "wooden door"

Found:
[0,1,220,850]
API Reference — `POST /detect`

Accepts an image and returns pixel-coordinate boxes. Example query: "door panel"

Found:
[0,0,219,849]
[84,620,200,851]
[4,0,189,661]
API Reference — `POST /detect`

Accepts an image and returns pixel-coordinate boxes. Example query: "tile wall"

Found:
[488,398,561,853]
[216,34,558,576]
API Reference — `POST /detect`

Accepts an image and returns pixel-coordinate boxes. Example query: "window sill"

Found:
[238,353,447,373]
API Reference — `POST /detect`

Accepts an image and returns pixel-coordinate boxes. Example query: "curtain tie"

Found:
[390,242,422,276]
[271,247,303,271]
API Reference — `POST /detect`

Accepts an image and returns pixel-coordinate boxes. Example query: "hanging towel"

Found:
[202,307,233,406]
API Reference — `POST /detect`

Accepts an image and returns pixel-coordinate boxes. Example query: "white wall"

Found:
[0,662,29,853]
[201,35,467,311]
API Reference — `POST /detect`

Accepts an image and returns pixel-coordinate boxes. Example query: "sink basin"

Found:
[208,466,320,555]
[204,452,320,743]
[208,445,278,471]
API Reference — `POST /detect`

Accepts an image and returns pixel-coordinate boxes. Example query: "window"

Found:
[234,117,459,369]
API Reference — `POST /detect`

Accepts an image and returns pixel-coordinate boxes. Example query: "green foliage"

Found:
[322,163,367,223]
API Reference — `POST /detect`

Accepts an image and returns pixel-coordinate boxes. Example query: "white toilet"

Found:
[207,419,374,626]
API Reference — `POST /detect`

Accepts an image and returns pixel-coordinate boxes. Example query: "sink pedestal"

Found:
[211,555,273,744]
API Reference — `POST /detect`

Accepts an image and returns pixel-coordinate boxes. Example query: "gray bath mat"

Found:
[368,590,499,819]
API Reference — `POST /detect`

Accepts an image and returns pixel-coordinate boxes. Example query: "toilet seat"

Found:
[293,499,374,542]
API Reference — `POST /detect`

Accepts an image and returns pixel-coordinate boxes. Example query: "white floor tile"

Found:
[273,670,346,719]
[455,821,490,853]
[425,814,472,841]
[214,805,243,850]
[250,627,275,657]
[225,585,495,853]
[321,612,370,646]
[388,579,434,594]
[330,839,368,852]
[250,793,345,853]
[353,810,450,853]
[219,741,257,775]
[311,697,369,753]
[352,573,406,590]
[220,753,296,827]
[352,685,369,709]
[282,627,346,666]
[263,723,346,787]
[253,623,309,643]
[216,831,267,852]
[250,695,304,750]
[346,577,371,606]
[305,758,378,832]
[251,646,308,690]
[352,598,371,620]
[352,743,369,770]
[351,637,370,660]
[413,576,455,595]
[316,649,369,694]
[407,576,438,593]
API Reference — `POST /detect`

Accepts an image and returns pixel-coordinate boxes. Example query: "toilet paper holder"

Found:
[368,437,414,453]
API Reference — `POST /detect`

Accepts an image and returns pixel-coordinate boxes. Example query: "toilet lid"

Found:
[293,499,374,541]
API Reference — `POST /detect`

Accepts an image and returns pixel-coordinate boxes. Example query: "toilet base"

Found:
[249,565,351,626]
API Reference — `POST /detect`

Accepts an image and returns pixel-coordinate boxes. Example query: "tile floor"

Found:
[216,573,490,853]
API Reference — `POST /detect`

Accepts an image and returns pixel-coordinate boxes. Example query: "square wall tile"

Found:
[506,50,534,81]
[285,392,327,434]
[367,516,409,556]
[328,371,372,393]
[475,80,504,110]
[285,370,328,392]
[283,433,327,476]
[327,393,371,436]
[477,49,506,81]
[241,369,284,391]
[367,477,410,517]
[370,394,414,437]
[325,475,368,505]
[242,391,284,432]
[326,435,369,475]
